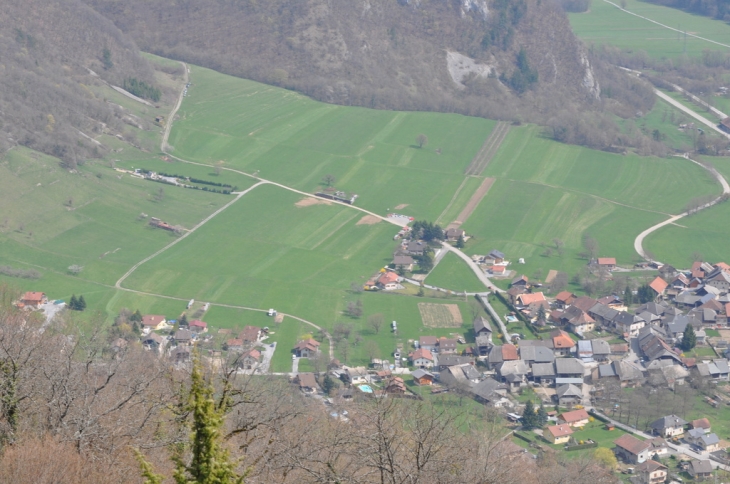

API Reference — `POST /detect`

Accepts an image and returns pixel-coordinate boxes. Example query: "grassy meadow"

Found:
[425,252,487,293]
[168,65,496,221]
[569,0,730,59]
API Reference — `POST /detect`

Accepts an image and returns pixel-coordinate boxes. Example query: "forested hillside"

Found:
[84,0,655,150]
[0,0,159,166]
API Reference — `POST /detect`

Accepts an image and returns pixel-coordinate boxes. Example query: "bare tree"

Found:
[416,134,428,148]
[553,238,564,256]
[322,174,336,187]
[67,265,84,275]
[368,313,384,334]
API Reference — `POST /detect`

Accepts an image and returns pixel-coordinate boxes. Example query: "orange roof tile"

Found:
[517,292,546,306]
[22,292,45,303]
[552,330,576,349]
[501,344,518,360]
[378,272,400,284]
[410,348,434,361]
[559,409,589,423]
[598,257,616,265]
[142,315,166,327]
[546,424,573,438]
[649,276,668,294]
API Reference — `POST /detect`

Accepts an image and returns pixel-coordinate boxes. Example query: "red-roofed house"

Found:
[501,344,518,361]
[551,330,576,356]
[226,338,244,352]
[377,272,401,290]
[20,291,47,308]
[597,258,617,271]
[240,348,261,370]
[557,409,590,428]
[614,434,651,464]
[142,315,167,331]
[649,277,668,297]
[189,320,208,333]
[716,262,730,271]
[490,265,506,275]
[544,424,573,444]
[555,291,576,308]
[690,418,711,433]
[294,338,321,358]
[409,348,434,368]
[516,292,546,307]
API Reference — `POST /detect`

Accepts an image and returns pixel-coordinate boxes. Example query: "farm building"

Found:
[141,315,167,331]
[19,291,47,309]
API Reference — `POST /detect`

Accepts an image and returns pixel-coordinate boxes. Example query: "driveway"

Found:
[258,342,276,373]
[291,356,300,374]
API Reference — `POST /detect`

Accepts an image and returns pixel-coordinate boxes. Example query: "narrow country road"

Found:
[654,90,730,139]
[634,155,730,261]
[440,242,504,293]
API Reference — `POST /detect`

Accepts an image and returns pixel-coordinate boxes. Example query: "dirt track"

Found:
[465,121,510,176]
[447,177,495,229]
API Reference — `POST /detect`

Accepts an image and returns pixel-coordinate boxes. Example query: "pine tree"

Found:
[69,295,78,311]
[623,286,633,306]
[521,399,537,429]
[180,313,188,327]
[537,402,548,427]
[136,354,244,484]
[78,295,86,311]
[455,234,465,249]
[536,305,547,324]
[130,310,143,323]
[681,324,697,352]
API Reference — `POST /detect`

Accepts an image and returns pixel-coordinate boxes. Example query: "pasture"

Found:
[417,303,464,328]
[568,0,730,59]
[425,252,487,293]
[167,65,496,221]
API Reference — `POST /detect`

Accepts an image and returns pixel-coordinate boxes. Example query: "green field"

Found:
[168,65,496,222]
[425,251,486,293]
[569,0,730,59]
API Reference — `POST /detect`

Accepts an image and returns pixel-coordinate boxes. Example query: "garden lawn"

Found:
[425,251,487,293]
[568,0,730,60]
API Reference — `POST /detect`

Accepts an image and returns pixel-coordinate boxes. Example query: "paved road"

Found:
[475,293,509,343]
[654,90,730,139]
[634,154,730,261]
[440,242,504,293]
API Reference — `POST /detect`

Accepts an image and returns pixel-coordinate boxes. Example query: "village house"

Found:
[498,360,529,391]
[438,337,458,354]
[385,376,407,394]
[239,325,261,345]
[511,275,529,287]
[555,291,577,309]
[411,369,435,386]
[225,338,244,352]
[345,367,369,384]
[141,315,168,331]
[142,332,165,353]
[419,336,439,352]
[489,265,506,276]
[294,338,321,358]
[171,346,191,365]
[473,316,493,354]
[406,240,426,256]
[551,330,576,356]
[440,363,481,387]
[614,434,651,464]
[19,291,47,309]
[634,460,668,484]
[544,424,573,444]
[488,249,505,264]
[646,437,670,458]
[519,344,555,365]
[377,271,401,290]
[648,415,687,438]
[649,277,669,298]
[613,312,646,338]
[189,319,208,333]
[436,355,474,371]
[295,373,319,394]
[470,377,508,405]
[695,433,720,453]
[239,348,261,370]
[174,328,193,345]
[516,292,546,308]
[486,343,519,369]
[557,409,590,428]
[688,459,713,480]
[695,359,730,381]
[597,257,617,271]
[555,383,582,406]
[531,362,557,386]
[690,418,711,434]
[392,254,415,271]
[409,348,434,368]
[445,227,465,241]
[555,358,585,381]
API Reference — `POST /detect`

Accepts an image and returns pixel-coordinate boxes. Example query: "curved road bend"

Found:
[635,155,730,261]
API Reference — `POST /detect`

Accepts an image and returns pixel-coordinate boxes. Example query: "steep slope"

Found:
[84,0,653,147]
[0,0,159,165]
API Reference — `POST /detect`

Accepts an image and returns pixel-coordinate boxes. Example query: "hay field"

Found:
[568,0,730,59]
[167,65,497,221]
[418,303,464,328]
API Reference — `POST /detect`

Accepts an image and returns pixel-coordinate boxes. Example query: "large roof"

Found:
[649,415,687,431]
[649,276,669,294]
[519,345,554,363]
[473,315,492,334]
[551,330,576,349]
[556,383,582,398]
[531,362,556,377]
[558,409,589,423]
[555,358,584,375]
[546,424,573,438]
[613,434,650,455]
[410,348,433,361]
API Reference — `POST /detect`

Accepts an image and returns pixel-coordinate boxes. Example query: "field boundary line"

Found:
[635,154,730,261]
[435,176,472,226]
[448,177,496,229]
[115,181,267,289]
[465,122,510,176]
[602,0,730,49]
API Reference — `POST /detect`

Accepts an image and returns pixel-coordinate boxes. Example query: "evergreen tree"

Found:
[180,313,188,327]
[322,374,337,395]
[681,324,697,352]
[130,310,143,323]
[78,295,86,311]
[521,399,537,429]
[536,305,547,324]
[136,354,244,484]
[455,234,465,249]
[623,286,633,306]
[537,402,548,428]
[69,295,78,311]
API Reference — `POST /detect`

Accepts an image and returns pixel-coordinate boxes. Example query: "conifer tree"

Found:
[623,286,633,306]
[455,234,465,249]
[78,295,86,311]
[521,399,537,429]
[537,401,548,427]
[69,295,78,311]
[681,324,697,352]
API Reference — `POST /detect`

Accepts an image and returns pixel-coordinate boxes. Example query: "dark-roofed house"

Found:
[476,333,493,356]
[488,250,505,263]
[511,275,529,287]
[142,332,164,353]
[591,339,611,362]
[498,360,529,390]
[695,359,730,381]
[174,329,193,345]
[531,362,557,385]
[613,312,646,338]
[445,227,465,241]
[555,383,582,406]
[239,349,261,370]
[440,363,481,387]
[614,434,651,464]
[385,377,407,394]
[473,316,493,337]
[519,345,555,365]
[649,415,687,437]
[470,377,507,405]
[555,358,585,379]
[589,303,619,328]
[295,373,319,393]
[438,337,458,354]
[698,433,721,453]
[419,336,439,352]
[688,459,713,480]
[412,369,435,386]
[437,355,474,371]
[171,346,191,364]
[393,254,414,271]
[615,359,647,387]
[634,460,667,484]
[406,240,426,256]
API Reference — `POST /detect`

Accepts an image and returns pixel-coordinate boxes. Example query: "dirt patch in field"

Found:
[394,203,409,210]
[447,177,495,229]
[418,303,463,328]
[274,314,284,323]
[295,197,332,208]
[356,215,381,225]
